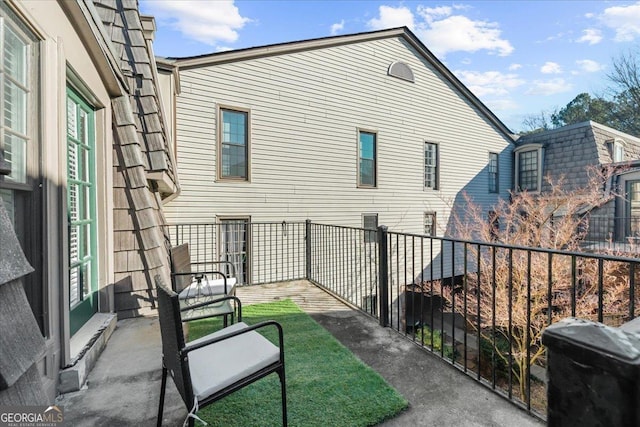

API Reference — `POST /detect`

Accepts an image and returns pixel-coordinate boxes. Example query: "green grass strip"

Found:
[188,299,408,426]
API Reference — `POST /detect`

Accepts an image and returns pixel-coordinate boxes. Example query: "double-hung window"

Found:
[1,8,32,204]
[515,148,542,192]
[614,140,625,163]
[488,152,499,193]
[0,3,44,333]
[219,107,249,180]
[358,130,376,187]
[424,212,436,236]
[363,213,378,243]
[424,142,438,190]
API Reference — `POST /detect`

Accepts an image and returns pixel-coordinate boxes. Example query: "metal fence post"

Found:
[378,225,389,327]
[305,219,312,281]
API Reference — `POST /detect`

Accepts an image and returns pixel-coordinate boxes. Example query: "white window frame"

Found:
[0,6,34,188]
[488,152,499,193]
[424,142,439,190]
[614,139,625,163]
[0,2,44,334]
[514,144,543,193]
[424,211,436,236]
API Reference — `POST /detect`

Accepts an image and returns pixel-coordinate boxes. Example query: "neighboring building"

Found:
[515,120,640,249]
[0,0,177,401]
[160,27,515,283]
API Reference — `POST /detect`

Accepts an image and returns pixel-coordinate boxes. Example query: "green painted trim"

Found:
[67,86,98,336]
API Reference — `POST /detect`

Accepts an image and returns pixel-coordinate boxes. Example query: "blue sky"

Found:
[140,1,640,132]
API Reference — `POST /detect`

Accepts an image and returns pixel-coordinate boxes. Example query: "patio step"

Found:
[58,313,117,393]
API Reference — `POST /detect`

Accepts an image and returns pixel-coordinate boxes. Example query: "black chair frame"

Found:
[155,275,287,427]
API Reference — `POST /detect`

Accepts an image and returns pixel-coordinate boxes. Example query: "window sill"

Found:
[216,178,251,183]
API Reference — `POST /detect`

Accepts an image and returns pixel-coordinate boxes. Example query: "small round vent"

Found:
[388,61,414,82]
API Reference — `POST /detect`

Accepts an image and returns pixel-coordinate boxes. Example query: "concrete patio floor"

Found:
[56,280,544,426]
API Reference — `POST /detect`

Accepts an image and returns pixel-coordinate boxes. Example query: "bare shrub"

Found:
[442,169,636,400]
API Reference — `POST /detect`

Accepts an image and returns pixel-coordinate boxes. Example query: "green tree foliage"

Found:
[550,93,616,128]
[610,90,640,136]
[519,49,640,137]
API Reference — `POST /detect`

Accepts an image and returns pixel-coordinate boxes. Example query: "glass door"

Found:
[67,87,98,336]
[220,219,249,285]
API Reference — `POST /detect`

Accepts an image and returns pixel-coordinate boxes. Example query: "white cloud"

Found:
[600,2,640,42]
[367,6,415,30]
[456,70,525,97]
[544,32,567,42]
[577,28,602,44]
[415,11,513,57]
[576,59,604,73]
[142,0,250,46]
[540,62,562,74]
[525,78,573,96]
[418,6,453,24]
[367,4,513,58]
[509,63,522,71]
[330,20,345,36]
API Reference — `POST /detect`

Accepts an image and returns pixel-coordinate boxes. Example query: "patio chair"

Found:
[155,275,288,427]
[170,243,238,322]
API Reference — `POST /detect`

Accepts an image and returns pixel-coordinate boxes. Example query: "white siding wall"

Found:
[164,36,513,285]
[166,36,512,230]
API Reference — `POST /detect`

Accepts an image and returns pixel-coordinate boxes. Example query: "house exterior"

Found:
[160,27,515,283]
[0,0,177,402]
[514,120,640,248]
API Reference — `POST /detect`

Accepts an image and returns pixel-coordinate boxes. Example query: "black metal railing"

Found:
[168,222,306,285]
[307,223,640,419]
[168,219,640,419]
[583,216,640,254]
[307,222,380,316]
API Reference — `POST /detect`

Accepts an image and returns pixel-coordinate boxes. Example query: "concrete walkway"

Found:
[56,280,544,426]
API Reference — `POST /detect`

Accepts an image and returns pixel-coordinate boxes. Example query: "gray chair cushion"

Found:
[188,322,280,400]
[179,299,235,322]
[178,277,237,300]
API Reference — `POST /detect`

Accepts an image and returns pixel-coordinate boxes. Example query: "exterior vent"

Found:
[388,61,414,82]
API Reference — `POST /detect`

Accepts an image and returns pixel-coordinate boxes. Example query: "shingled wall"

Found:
[94,0,177,318]
[0,195,46,404]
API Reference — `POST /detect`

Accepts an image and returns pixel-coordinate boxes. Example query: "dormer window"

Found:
[614,140,625,162]
[514,145,543,192]
[607,138,626,163]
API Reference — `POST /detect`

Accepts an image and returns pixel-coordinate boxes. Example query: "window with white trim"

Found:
[0,3,44,333]
[424,212,436,236]
[515,147,542,192]
[424,142,438,190]
[488,152,499,193]
[614,140,625,163]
